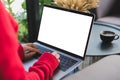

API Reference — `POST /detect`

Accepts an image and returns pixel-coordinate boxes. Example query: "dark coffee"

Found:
[102,31,114,36]
[100,31,119,43]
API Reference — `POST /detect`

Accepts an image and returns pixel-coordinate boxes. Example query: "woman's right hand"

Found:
[51,52,60,62]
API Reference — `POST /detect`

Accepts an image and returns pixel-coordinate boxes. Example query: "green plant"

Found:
[17,1,28,42]
[3,0,28,42]
[3,0,15,15]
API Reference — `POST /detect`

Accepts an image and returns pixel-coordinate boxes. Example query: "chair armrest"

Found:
[62,55,120,80]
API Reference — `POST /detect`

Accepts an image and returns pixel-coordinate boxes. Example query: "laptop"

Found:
[24,5,94,80]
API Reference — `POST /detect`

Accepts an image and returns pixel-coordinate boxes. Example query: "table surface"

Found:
[86,21,120,56]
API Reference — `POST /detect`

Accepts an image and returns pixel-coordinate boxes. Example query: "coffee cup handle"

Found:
[114,34,119,40]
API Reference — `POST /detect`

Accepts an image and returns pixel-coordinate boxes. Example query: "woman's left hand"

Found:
[22,43,40,59]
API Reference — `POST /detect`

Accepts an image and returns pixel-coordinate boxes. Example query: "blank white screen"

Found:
[38,6,93,57]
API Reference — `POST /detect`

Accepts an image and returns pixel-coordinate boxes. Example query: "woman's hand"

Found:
[22,43,60,62]
[22,43,40,59]
[51,52,60,62]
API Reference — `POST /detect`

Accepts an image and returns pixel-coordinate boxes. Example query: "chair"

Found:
[62,55,120,80]
[96,0,120,26]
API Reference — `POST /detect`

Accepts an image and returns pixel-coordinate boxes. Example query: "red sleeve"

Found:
[26,52,59,80]
[0,1,59,80]
[18,44,25,60]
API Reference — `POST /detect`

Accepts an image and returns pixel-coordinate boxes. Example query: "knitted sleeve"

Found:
[0,1,59,80]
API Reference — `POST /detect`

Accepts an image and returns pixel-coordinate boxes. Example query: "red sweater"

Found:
[0,1,59,80]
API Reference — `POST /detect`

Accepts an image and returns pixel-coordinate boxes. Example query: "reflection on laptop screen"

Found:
[38,6,93,57]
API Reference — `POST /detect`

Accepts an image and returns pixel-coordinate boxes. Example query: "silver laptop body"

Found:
[24,5,94,80]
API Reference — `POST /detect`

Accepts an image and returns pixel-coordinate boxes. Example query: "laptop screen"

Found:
[38,5,94,57]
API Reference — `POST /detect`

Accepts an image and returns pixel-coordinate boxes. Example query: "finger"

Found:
[26,43,37,48]
[52,52,60,59]
[25,52,36,59]
[51,52,60,62]
[27,43,38,49]
[51,52,57,56]
[29,52,36,56]
[26,46,40,53]
[26,43,33,46]
[55,53,60,59]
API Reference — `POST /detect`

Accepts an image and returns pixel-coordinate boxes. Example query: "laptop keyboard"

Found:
[59,54,77,71]
[34,44,78,71]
